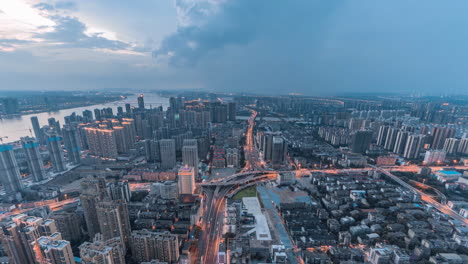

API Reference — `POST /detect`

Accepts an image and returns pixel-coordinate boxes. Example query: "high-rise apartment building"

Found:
[350,130,373,154]
[50,211,82,242]
[107,181,131,202]
[403,134,426,159]
[393,130,409,155]
[431,127,456,149]
[0,143,23,192]
[21,137,46,182]
[79,235,126,264]
[80,176,107,238]
[130,230,179,263]
[45,131,66,172]
[227,102,236,121]
[31,116,46,145]
[37,235,76,264]
[457,138,468,155]
[384,127,399,151]
[62,125,81,164]
[182,139,198,175]
[443,138,460,155]
[178,166,196,195]
[376,125,390,146]
[84,127,118,159]
[159,139,176,169]
[271,136,287,165]
[0,215,71,264]
[96,199,131,250]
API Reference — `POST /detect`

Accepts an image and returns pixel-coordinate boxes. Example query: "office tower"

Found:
[403,134,426,159]
[96,199,131,250]
[376,125,390,146]
[138,94,145,109]
[169,97,177,112]
[84,127,118,159]
[393,130,409,155]
[431,127,456,149]
[150,181,178,200]
[37,235,76,264]
[350,130,373,154]
[80,176,107,238]
[178,166,196,195]
[182,139,199,175]
[62,125,81,164]
[21,137,46,182]
[94,109,102,121]
[80,235,126,264]
[423,150,446,164]
[107,181,131,202]
[144,139,160,162]
[125,103,132,114]
[45,131,66,172]
[159,139,176,169]
[130,230,179,263]
[31,116,46,145]
[83,110,93,122]
[50,211,82,242]
[443,138,460,155]
[226,148,239,167]
[271,136,287,165]
[227,102,236,121]
[117,106,123,115]
[0,144,23,192]
[457,138,468,155]
[384,127,398,150]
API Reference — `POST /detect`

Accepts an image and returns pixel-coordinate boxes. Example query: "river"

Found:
[0,93,169,143]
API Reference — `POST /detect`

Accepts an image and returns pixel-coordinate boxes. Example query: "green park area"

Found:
[232,186,257,200]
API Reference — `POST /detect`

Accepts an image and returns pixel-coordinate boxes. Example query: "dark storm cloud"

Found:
[153,0,468,95]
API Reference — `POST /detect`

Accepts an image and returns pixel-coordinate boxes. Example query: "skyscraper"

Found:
[138,94,145,109]
[182,139,198,175]
[178,166,196,195]
[45,131,66,172]
[443,138,460,155]
[0,144,23,192]
[62,125,81,165]
[125,103,132,114]
[21,137,46,182]
[130,230,179,263]
[159,139,176,169]
[96,199,131,250]
[31,116,45,145]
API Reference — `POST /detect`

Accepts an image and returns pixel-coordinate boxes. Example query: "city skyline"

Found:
[1,1,468,95]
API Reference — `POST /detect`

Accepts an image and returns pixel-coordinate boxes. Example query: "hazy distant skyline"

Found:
[1,0,468,95]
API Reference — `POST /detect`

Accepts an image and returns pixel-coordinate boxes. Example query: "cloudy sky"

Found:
[1,0,468,95]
